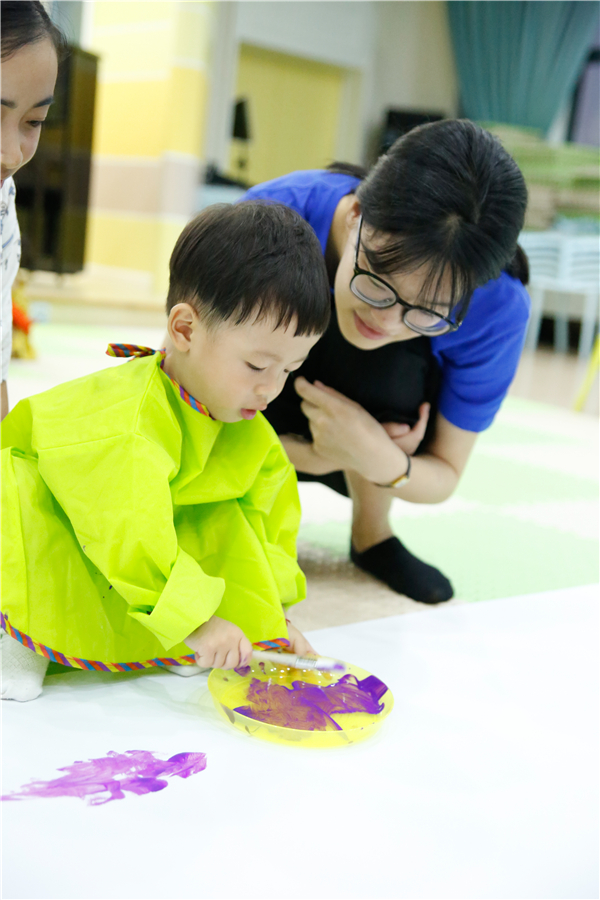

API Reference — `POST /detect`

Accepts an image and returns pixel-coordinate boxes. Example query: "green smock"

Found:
[1,353,304,665]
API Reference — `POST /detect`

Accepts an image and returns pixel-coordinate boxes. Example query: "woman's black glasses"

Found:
[350,217,467,336]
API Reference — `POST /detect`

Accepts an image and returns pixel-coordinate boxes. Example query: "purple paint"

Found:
[234,673,387,731]
[234,665,251,676]
[1,750,206,806]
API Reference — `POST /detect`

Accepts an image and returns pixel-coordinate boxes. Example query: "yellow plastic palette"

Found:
[208,659,394,748]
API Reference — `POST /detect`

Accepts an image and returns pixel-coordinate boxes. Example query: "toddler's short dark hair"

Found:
[167,201,331,336]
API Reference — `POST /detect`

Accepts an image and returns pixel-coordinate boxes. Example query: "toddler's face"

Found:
[171,309,319,423]
[1,38,58,187]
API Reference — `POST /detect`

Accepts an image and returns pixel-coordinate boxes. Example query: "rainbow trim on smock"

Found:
[0,612,197,671]
[0,613,291,672]
[106,343,212,417]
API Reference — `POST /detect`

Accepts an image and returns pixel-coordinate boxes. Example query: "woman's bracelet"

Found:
[373,452,411,488]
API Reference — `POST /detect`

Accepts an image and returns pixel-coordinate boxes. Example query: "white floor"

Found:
[2,585,598,900]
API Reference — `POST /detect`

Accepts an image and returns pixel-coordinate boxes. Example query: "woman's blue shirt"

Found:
[244,169,530,432]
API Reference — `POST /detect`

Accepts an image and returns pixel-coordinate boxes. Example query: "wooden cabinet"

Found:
[15,46,98,274]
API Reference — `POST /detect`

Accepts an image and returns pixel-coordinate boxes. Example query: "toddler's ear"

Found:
[168,303,196,350]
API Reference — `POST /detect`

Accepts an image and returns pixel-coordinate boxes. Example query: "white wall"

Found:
[49,0,84,45]
[204,0,459,170]
[367,2,459,150]
[235,1,376,70]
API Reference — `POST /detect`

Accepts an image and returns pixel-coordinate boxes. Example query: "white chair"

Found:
[519,231,600,358]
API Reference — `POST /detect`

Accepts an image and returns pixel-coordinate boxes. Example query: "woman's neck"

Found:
[325,194,356,283]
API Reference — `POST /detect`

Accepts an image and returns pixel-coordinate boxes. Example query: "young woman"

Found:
[243,119,529,605]
[1,1,64,419]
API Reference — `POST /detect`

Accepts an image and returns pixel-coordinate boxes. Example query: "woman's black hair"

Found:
[1,1,68,61]
[167,201,331,336]
[330,120,528,310]
[505,244,529,285]
[327,161,368,180]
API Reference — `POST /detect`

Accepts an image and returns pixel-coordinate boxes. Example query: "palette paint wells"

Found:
[208,659,394,748]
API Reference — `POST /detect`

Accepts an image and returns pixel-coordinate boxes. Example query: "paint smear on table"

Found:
[1,750,206,806]
[234,673,388,731]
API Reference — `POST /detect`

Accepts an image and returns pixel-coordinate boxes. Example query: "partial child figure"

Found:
[1,1,64,419]
[1,202,330,700]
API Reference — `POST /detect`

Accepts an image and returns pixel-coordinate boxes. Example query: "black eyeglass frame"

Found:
[349,216,469,336]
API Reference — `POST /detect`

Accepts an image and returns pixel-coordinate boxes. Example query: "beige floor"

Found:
[509,345,598,414]
[292,539,467,632]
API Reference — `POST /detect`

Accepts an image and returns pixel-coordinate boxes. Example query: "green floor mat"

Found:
[298,391,598,603]
[298,513,598,603]
[456,454,597,505]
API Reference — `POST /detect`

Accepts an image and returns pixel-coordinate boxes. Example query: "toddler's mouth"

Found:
[240,407,266,420]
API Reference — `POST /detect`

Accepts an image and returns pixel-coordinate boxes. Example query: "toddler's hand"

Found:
[185,616,252,670]
[285,620,316,657]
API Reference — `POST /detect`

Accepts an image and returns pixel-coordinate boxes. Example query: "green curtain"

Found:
[447,1,600,134]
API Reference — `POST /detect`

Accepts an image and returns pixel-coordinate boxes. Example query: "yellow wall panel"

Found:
[92,80,169,158]
[92,2,173,29]
[87,213,159,274]
[166,67,208,157]
[91,29,173,75]
[230,45,345,185]
[86,2,214,287]
[174,4,213,63]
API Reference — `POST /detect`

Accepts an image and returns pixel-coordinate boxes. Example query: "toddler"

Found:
[1,201,330,700]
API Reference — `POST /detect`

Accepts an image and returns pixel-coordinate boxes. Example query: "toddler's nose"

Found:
[256,373,280,401]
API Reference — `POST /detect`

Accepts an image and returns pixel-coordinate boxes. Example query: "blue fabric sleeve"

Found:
[243,170,361,254]
[431,273,531,432]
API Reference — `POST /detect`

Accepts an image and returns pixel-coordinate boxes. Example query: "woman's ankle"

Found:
[350,524,394,554]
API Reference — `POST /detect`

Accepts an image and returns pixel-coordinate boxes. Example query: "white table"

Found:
[2,586,598,900]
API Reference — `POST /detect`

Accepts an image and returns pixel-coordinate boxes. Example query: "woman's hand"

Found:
[381,402,430,457]
[285,620,316,656]
[185,616,253,670]
[294,377,410,485]
[279,434,337,477]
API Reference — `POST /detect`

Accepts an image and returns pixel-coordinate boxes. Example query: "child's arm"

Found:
[1,381,8,421]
